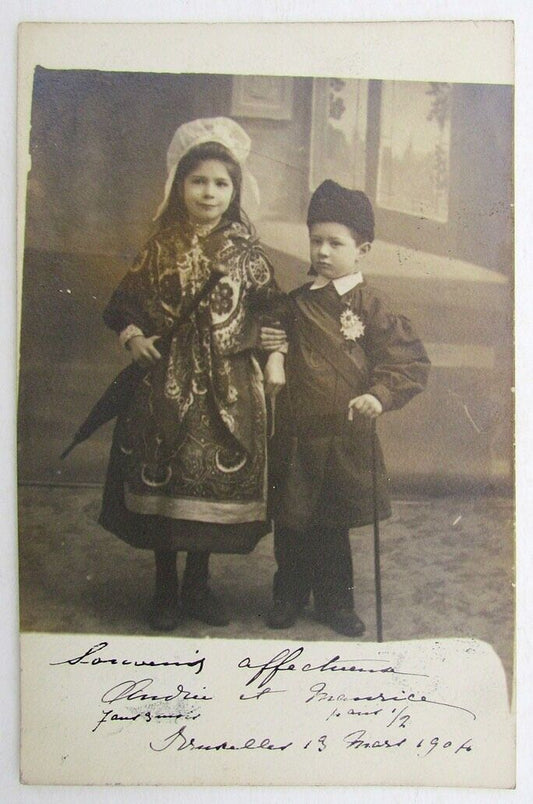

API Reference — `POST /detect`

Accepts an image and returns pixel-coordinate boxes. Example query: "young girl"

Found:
[99,118,286,632]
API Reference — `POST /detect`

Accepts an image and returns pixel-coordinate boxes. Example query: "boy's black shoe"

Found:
[148,595,182,632]
[266,600,301,629]
[318,608,366,638]
[182,589,230,626]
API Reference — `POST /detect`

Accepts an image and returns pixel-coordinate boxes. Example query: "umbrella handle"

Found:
[153,266,229,361]
[169,264,228,331]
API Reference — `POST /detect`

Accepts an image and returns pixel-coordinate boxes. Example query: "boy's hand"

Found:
[264,351,286,397]
[128,334,162,366]
[260,326,288,352]
[348,394,383,420]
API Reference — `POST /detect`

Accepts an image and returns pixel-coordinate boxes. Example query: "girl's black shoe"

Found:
[148,595,182,632]
[182,589,230,626]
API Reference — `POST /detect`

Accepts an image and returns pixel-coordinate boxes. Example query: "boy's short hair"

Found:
[307,180,375,244]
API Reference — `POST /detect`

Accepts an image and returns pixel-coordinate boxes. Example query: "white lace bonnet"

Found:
[153,117,258,220]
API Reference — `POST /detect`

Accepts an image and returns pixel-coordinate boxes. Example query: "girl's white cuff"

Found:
[119,324,144,349]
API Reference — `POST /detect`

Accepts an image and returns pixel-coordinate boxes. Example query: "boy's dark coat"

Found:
[269,279,431,532]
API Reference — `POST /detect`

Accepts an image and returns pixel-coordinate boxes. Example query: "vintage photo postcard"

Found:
[17,21,515,788]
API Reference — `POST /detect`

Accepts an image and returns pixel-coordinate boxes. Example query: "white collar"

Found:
[309,271,363,294]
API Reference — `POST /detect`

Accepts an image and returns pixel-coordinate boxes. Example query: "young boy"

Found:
[263,179,430,637]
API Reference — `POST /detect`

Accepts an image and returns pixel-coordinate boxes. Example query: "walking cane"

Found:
[371,418,384,642]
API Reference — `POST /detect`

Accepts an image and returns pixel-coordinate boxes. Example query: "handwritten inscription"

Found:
[305,680,476,719]
[50,641,206,673]
[101,678,213,704]
[49,642,478,761]
[92,707,201,733]
[150,726,293,753]
[237,646,427,689]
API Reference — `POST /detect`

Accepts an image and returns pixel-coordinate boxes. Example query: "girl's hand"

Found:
[263,351,286,397]
[128,335,162,366]
[260,326,288,352]
[348,394,383,420]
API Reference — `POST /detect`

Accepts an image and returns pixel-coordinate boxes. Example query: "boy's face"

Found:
[309,222,370,280]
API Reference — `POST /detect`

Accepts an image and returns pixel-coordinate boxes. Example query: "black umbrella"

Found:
[60,265,228,459]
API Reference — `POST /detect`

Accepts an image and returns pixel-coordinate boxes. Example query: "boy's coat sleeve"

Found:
[363,291,431,412]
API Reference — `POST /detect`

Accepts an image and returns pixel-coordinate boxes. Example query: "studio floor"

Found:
[17,486,514,694]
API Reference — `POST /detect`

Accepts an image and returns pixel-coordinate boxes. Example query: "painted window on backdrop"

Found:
[376,81,452,223]
[309,77,369,191]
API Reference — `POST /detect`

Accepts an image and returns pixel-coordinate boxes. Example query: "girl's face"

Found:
[309,222,370,280]
[182,159,234,226]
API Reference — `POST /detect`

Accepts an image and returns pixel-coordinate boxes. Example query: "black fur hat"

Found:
[307,180,375,243]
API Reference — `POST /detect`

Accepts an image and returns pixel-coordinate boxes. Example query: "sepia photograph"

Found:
[15,20,517,789]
